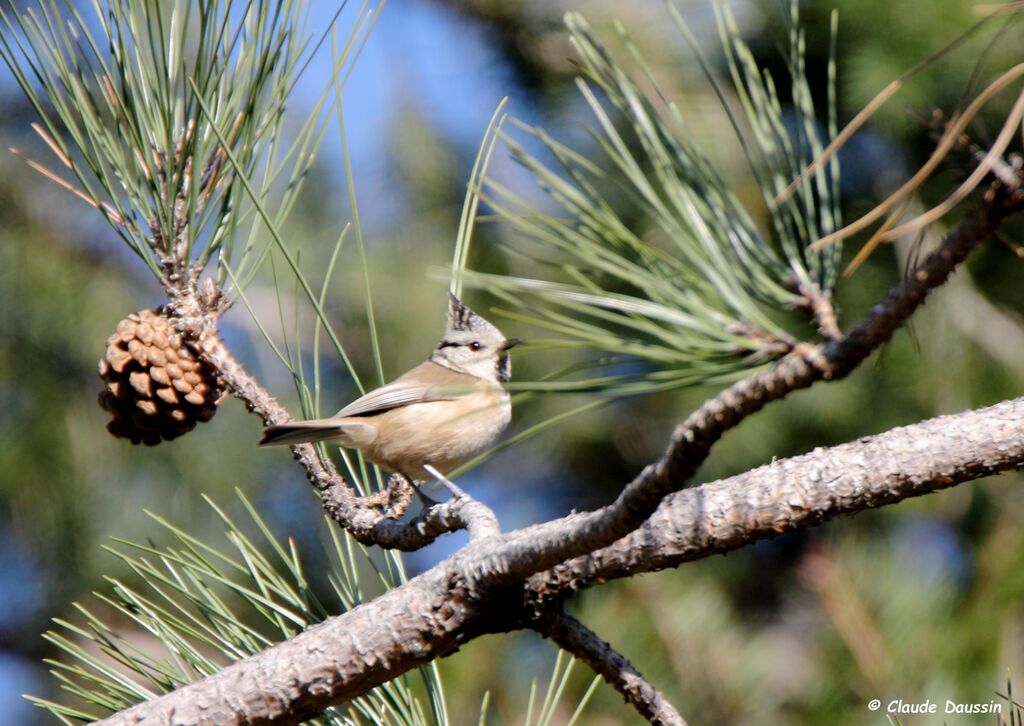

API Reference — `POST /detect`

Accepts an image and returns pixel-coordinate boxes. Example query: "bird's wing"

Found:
[334,361,476,418]
[334,383,439,417]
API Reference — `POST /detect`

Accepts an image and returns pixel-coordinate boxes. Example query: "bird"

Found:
[258,294,518,481]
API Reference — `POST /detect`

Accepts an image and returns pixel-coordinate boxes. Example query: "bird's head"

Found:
[433,293,519,382]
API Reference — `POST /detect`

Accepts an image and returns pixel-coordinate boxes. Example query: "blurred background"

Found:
[2,0,1024,723]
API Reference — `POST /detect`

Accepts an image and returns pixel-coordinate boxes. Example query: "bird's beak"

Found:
[501,338,522,352]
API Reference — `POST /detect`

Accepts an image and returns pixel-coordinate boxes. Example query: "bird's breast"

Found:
[359,384,511,478]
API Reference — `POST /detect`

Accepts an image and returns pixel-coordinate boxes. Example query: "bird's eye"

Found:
[469,341,482,352]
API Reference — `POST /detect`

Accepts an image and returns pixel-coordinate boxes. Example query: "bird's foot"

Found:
[414,486,440,508]
[382,475,416,519]
[356,475,416,519]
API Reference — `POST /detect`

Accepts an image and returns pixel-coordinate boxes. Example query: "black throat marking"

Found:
[496,354,511,383]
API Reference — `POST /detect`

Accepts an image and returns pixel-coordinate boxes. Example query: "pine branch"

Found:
[174,171,1015,565]
[529,393,1024,604]
[455,186,1022,587]
[93,389,1024,726]
[538,611,687,726]
[93,564,474,726]
[19,4,1016,719]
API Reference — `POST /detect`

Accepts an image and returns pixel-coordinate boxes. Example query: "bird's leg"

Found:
[422,464,469,500]
[413,481,440,508]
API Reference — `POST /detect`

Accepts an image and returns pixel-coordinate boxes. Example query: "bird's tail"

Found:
[258,420,348,447]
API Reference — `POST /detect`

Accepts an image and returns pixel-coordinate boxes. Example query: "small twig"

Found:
[966,140,1022,191]
[383,475,416,519]
[424,464,503,539]
[538,611,687,726]
[725,321,800,359]
[320,481,502,551]
[794,282,843,341]
[349,474,416,518]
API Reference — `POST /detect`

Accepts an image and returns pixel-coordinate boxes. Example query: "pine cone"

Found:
[98,307,223,445]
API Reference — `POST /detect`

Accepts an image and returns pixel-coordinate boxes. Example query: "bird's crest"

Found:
[446,293,501,338]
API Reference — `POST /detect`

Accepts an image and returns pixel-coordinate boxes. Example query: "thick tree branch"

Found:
[95,394,1024,726]
[538,611,688,725]
[530,394,1024,602]
[97,565,487,726]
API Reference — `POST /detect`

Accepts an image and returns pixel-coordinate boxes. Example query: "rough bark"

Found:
[530,394,1024,603]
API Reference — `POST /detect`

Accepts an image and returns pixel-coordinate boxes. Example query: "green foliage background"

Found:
[1,0,1023,723]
